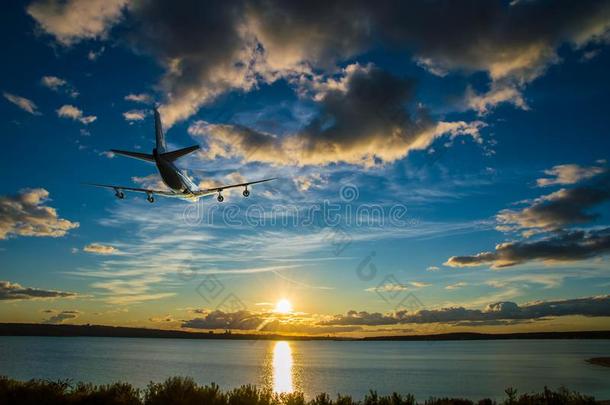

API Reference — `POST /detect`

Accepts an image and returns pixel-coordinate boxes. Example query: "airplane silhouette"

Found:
[87,108,275,202]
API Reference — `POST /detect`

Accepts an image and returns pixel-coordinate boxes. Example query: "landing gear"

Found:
[114,189,125,199]
[147,193,154,203]
[217,193,224,202]
[243,187,250,197]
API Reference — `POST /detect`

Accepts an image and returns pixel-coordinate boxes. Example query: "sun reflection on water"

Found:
[272,341,293,394]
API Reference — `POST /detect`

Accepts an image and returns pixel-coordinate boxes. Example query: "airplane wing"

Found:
[195,178,277,195]
[85,183,179,197]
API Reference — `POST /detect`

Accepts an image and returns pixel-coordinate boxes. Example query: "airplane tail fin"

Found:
[160,145,200,161]
[110,149,154,162]
[154,108,167,153]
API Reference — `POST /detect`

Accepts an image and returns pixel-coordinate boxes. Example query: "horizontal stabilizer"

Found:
[160,145,200,161]
[110,149,154,162]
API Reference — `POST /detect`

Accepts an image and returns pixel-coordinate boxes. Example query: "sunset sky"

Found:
[1,0,610,336]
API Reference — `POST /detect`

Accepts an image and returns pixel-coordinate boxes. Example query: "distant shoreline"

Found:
[1,323,610,341]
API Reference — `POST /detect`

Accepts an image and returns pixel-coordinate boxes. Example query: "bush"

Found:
[145,377,227,405]
[0,376,600,405]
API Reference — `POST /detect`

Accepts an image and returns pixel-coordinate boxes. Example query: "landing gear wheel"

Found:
[243,189,250,197]
[217,194,224,202]
[147,195,154,203]
[115,191,125,199]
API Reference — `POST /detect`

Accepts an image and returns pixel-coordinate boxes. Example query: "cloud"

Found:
[464,83,529,115]
[149,314,175,323]
[3,92,41,115]
[410,281,431,288]
[131,174,169,190]
[41,75,66,89]
[444,227,610,268]
[426,266,440,272]
[124,93,152,103]
[446,166,610,268]
[56,104,97,124]
[88,46,105,61]
[42,309,80,324]
[496,173,610,234]
[189,64,485,167]
[41,75,79,97]
[182,309,361,334]
[536,164,606,187]
[0,281,77,301]
[393,1,610,112]
[317,310,398,326]
[321,295,610,326]
[83,243,120,255]
[135,1,610,123]
[123,109,147,121]
[26,1,610,124]
[0,188,79,239]
[445,282,468,290]
[365,284,409,293]
[27,0,128,46]
[182,310,266,331]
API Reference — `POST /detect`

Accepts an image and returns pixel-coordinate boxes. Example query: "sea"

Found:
[1,337,609,400]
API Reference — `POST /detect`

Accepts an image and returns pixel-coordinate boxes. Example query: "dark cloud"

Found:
[447,169,610,268]
[182,310,361,334]
[28,0,610,124]
[181,310,266,331]
[0,188,79,239]
[42,310,81,324]
[189,64,484,166]
[497,173,610,235]
[0,281,77,301]
[316,310,398,326]
[321,295,610,326]
[445,227,610,268]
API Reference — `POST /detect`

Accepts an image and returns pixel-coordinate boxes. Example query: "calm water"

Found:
[1,337,609,400]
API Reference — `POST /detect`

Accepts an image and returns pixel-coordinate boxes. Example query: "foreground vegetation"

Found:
[0,376,600,405]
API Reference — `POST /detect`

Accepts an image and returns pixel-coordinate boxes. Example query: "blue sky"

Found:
[1,0,610,335]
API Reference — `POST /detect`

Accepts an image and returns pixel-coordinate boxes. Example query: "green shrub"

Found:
[144,377,227,405]
[0,375,600,405]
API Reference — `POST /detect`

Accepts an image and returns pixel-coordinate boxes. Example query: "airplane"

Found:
[87,108,275,203]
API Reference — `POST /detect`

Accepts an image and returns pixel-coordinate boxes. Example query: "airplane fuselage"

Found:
[152,148,199,194]
[89,107,274,202]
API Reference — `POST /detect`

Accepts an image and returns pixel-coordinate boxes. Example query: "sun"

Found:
[274,299,293,314]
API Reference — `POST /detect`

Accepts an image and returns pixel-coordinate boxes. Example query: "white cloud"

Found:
[123,109,147,121]
[0,188,79,239]
[83,243,120,255]
[41,75,66,90]
[445,282,468,290]
[57,104,97,124]
[3,92,41,115]
[41,75,79,97]
[464,84,529,115]
[124,93,152,103]
[88,46,105,61]
[27,0,128,46]
[537,164,606,187]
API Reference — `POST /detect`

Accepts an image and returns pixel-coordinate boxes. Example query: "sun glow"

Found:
[274,299,293,314]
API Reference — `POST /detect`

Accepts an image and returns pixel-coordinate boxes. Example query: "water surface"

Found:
[1,337,609,400]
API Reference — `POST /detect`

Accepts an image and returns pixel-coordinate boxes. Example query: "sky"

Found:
[1,0,610,337]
